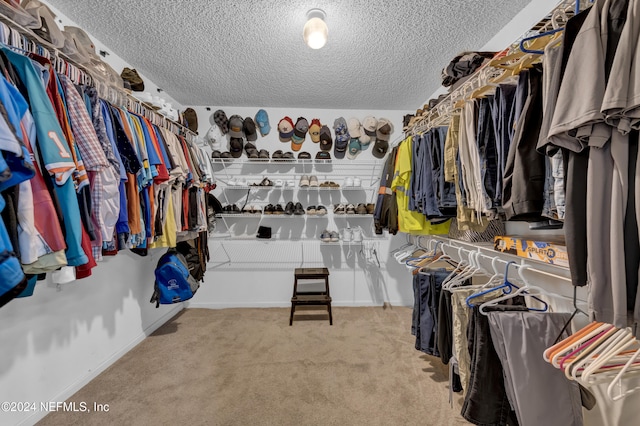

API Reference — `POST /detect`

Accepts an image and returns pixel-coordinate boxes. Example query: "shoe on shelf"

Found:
[316,205,328,215]
[274,204,285,215]
[229,204,241,214]
[252,177,273,186]
[346,203,356,214]
[284,201,295,215]
[320,230,331,242]
[333,203,346,214]
[330,182,340,188]
[286,179,296,187]
[329,231,340,242]
[353,177,361,187]
[319,181,330,188]
[366,203,375,214]
[252,205,262,214]
[356,203,368,215]
[344,177,354,187]
[275,179,284,187]
[264,204,275,214]
[294,202,305,215]
[300,175,310,187]
[343,227,353,242]
[352,227,363,243]
[309,175,319,187]
[307,205,317,215]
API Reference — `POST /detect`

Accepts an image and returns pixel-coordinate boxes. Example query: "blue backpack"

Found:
[151,249,200,307]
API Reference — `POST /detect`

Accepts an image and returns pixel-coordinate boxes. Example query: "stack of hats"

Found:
[373,118,394,159]
[291,117,309,152]
[319,125,332,151]
[213,110,229,134]
[361,116,377,150]
[346,118,362,160]
[333,117,350,159]
[228,115,245,158]
[278,117,295,142]
[309,119,322,143]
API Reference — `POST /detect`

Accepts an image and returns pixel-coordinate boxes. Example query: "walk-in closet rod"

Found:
[408,0,581,135]
[411,235,572,284]
[0,10,196,139]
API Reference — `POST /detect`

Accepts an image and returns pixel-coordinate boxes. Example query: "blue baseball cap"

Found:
[255,109,270,136]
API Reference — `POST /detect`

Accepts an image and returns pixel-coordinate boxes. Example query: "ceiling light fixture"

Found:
[303,8,328,49]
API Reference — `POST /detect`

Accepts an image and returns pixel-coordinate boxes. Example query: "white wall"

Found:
[0,3,186,425]
[189,106,418,309]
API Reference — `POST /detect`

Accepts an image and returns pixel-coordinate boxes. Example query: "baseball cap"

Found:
[315,151,332,161]
[212,110,229,134]
[278,116,295,142]
[346,138,362,160]
[243,117,258,141]
[24,1,65,49]
[309,119,321,143]
[228,115,245,138]
[291,117,309,151]
[362,116,378,137]
[333,117,350,159]
[319,125,332,151]
[348,118,362,138]
[373,118,393,159]
[255,109,270,136]
[230,137,244,158]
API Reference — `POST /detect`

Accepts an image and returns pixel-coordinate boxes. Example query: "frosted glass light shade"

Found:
[303,16,328,49]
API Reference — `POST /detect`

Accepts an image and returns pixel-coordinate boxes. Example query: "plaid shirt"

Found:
[59,75,109,171]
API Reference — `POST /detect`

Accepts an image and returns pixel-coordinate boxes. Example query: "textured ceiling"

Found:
[46,0,531,110]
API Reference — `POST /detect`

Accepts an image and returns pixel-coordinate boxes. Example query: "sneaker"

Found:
[329,231,340,242]
[320,229,331,242]
[309,175,319,187]
[346,203,356,214]
[275,179,284,187]
[334,204,346,214]
[344,177,354,187]
[316,205,328,215]
[353,177,361,187]
[307,205,317,215]
[300,175,310,187]
[287,179,296,187]
[343,227,353,242]
[319,181,330,188]
[252,205,262,214]
[352,227,363,243]
[274,204,285,215]
[294,202,305,215]
[264,204,275,214]
[366,203,375,214]
[284,201,295,215]
[356,203,368,215]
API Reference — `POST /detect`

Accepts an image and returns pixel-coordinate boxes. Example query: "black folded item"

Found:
[257,226,272,239]
[441,51,495,87]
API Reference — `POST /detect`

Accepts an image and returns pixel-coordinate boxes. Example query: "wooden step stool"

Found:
[289,268,332,325]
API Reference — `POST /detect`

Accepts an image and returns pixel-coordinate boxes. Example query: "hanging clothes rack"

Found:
[0,10,196,140]
[407,0,584,136]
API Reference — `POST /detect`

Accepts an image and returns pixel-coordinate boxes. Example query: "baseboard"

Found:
[20,305,183,426]
[187,300,411,309]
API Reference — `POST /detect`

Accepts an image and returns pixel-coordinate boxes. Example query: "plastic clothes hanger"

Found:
[564,326,629,381]
[549,322,613,368]
[478,265,549,314]
[580,329,637,384]
[544,321,605,362]
[445,250,482,290]
[607,347,640,401]
[466,261,519,307]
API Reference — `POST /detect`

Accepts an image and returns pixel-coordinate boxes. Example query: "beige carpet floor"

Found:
[38,307,469,426]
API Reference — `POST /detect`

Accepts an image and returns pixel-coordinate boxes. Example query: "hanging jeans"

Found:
[412,269,448,356]
[489,83,517,207]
